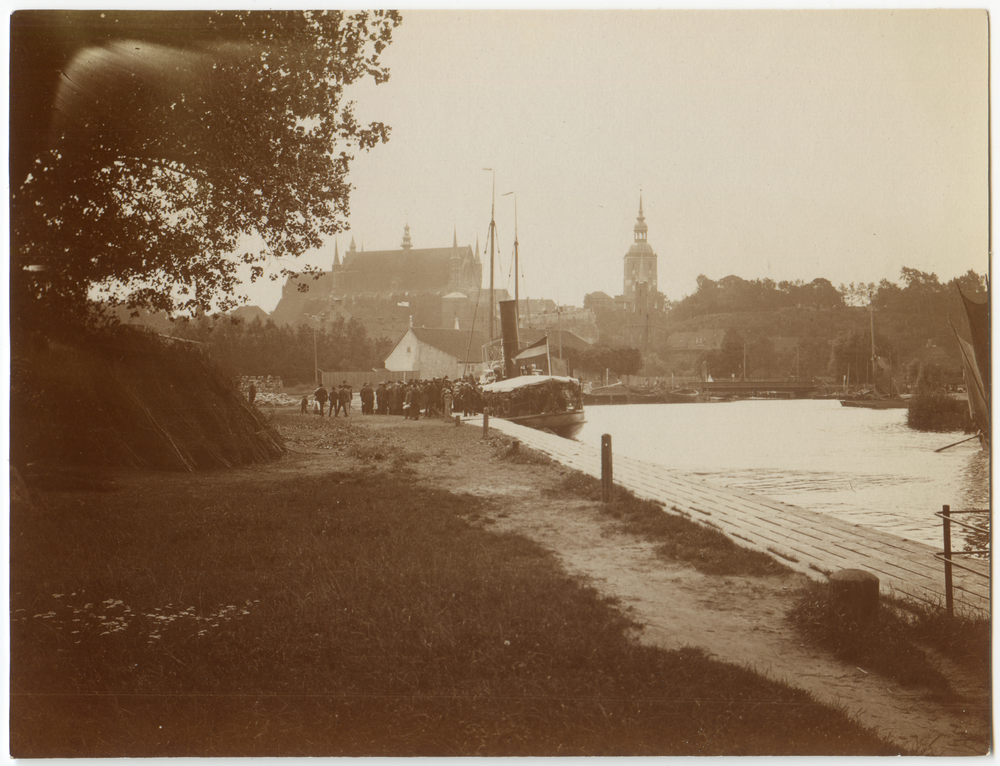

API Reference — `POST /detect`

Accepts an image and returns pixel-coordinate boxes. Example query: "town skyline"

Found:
[226,10,988,314]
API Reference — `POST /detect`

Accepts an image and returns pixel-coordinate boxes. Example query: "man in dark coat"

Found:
[335,381,352,417]
[314,385,329,416]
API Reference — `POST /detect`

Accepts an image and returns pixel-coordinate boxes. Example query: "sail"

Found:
[953,284,990,448]
[958,287,990,408]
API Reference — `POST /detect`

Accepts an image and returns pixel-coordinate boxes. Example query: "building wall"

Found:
[384,328,482,379]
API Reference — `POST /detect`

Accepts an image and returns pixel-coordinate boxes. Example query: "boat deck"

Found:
[473,415,990,615]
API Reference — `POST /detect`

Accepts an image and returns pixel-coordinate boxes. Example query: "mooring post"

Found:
[601,434,613,503]
[942,504,954,617]
[483,407,490,438]
[829,569,880,625]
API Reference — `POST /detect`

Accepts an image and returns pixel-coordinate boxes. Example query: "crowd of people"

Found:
[305,375,487,420]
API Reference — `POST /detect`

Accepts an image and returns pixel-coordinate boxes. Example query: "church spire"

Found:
[475,235,481,264]
[634,193,648,242]
[453,226,458,249]
[333,239,341,269]
[349,236,357,253]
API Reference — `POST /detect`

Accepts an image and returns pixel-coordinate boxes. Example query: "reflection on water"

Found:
[578,399,990,549]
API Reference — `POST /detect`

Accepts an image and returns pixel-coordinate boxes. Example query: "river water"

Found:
[577,399,990,549]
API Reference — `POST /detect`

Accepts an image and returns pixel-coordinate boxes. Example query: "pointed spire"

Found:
[333,239,341,269]
[475,235,481,263]
[634,192,648,241]
[349,236,357,252]
[453,226,458,249]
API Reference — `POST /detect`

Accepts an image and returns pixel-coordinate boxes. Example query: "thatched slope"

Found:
[11,326,285,471]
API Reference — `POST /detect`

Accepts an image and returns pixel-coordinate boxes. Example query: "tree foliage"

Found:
[171,314,393,385]
[672,275,844,319]
[11,10,400,329]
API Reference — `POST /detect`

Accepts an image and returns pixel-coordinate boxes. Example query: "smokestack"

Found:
[499,299,520,379]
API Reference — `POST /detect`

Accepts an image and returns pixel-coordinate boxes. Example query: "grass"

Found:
[11,466,900,756]
[547,472,790,577]
[788,582,989,701]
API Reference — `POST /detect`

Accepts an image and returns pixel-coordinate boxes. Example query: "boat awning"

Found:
[481,375,579,393]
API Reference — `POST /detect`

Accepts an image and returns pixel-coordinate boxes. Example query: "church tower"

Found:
[623,194,658,311]
[401,223,413,250]
[330,239,342,294]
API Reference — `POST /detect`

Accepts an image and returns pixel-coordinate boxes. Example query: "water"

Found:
[577,399,990,549]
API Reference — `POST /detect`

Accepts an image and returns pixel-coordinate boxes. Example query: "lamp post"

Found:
[304,313,322,385]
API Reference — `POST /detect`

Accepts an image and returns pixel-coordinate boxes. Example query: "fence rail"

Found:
[936,504,990,616]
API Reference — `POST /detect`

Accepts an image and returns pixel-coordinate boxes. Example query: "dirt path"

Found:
[265,412,990,755]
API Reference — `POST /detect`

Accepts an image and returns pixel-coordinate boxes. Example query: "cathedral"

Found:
[271,224,498,337]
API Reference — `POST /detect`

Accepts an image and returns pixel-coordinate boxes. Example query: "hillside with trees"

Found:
[586,268,987,384]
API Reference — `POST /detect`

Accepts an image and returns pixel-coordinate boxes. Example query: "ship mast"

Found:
[484,168,496,344]
[503,191,519,328]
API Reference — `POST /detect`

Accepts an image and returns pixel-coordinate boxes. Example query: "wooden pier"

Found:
[477,416,989,615]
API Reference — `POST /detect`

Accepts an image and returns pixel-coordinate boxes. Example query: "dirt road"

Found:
[273,411,990,755]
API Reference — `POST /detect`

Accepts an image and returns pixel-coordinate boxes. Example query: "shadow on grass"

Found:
[12,469,899,757]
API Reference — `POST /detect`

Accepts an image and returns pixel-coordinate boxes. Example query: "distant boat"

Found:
[839,299,906,409]
[839,393,910,410]
[662,387,702,403]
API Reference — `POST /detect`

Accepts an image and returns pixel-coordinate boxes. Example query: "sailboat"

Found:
[840,299,908,409]
[952,283,990,449]
[475,181,586,438]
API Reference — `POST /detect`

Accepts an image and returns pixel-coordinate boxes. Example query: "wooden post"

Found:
[601,434,613,503]
[483,407,490,438]
[829,569,880,625]
[942,504,954,617]
[454,414,461,427]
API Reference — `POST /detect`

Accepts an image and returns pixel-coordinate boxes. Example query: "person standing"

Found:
[335,381,352,417]
[442,384,454,420]
[411,382,423,421]
[403,384,413,419]
[314,384,329,416]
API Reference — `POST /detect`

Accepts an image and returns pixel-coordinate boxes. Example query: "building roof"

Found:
[409,327,488,363]
[337,246,476,294]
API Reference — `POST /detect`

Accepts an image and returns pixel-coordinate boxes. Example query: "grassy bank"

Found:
[11,424,902,756]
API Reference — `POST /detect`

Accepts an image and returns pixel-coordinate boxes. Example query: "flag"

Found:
[514,336,549,362]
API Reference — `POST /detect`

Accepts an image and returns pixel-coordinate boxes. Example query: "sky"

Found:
[205,10,991,311]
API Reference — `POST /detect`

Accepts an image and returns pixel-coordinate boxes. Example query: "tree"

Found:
[11,10,401,330]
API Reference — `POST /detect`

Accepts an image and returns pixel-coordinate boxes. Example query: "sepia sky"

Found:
[242,10,989,311]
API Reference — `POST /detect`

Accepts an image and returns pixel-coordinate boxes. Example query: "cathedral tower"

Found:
[623,194,658,310]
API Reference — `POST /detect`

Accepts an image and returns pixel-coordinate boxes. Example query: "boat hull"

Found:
[839,398,909,409]
[506,410,586,439]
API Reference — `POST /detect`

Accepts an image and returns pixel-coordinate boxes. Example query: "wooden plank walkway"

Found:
[475,415,990,615]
